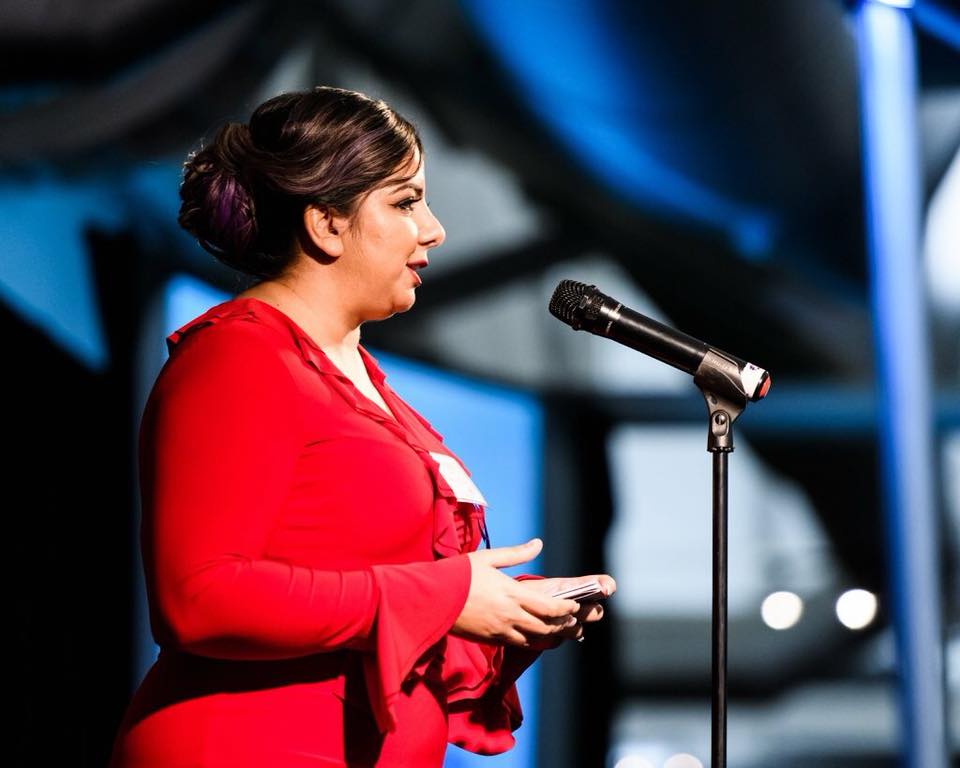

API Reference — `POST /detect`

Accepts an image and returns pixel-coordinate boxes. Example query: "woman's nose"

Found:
[419,205,446,249]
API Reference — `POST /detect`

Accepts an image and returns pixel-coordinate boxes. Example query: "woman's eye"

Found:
[395,197,420,212]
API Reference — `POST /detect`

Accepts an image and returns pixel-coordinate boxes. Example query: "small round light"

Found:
[836,589,878,630]
[612,756,655,768]
[761,591,804,630]
[664,755,704,768]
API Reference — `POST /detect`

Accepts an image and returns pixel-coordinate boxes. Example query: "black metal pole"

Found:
[699,393,740,768]
[711,450,728,768]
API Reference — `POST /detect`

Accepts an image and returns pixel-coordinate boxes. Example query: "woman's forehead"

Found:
[396,147,424,177]
[381,153,426,190]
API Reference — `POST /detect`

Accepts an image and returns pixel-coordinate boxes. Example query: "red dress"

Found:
[109,296,542,767]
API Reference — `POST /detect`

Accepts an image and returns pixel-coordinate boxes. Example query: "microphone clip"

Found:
[694,349,748,453]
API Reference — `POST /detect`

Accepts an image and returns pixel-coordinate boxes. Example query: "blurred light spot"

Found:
[875,0,914,8]
[664,755,704,768]
[732,215,776,260]
[947,632,960,689]
[761,591,804,630]
[613,756,655,768]
[836,589,878,629]
[923,128,960,318]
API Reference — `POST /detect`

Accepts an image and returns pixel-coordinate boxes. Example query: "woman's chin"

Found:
[395,290,417,313]
[370,293,416,321]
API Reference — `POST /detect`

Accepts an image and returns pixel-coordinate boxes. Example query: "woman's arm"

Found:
[140,320,471,661]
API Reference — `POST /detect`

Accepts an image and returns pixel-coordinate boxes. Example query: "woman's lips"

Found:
[407,258,427,287]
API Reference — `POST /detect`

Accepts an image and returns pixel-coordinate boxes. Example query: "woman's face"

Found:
[340,151,445,321]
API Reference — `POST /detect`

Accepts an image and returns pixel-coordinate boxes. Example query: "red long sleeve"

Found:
[141,320,378,657]
[140,318,470,667]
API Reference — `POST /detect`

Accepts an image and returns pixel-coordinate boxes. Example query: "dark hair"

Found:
[177,86,423,278]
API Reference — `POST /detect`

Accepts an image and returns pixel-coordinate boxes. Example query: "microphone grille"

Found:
[548,279,592,326]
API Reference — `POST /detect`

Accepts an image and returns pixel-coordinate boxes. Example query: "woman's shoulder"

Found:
[165,297,288,355]
[141,301,307,444]
[154,299,303,399]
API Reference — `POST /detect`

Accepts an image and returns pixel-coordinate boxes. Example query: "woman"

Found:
[109,86,615,767]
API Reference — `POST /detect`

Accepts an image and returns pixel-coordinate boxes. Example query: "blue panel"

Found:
[162,273,230,340]
[0,157,188,372]
[0,170,125,371]
[855,3,947,766]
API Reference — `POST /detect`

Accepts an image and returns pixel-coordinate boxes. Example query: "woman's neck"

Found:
[238,276,362,363]
[236,273,392,416]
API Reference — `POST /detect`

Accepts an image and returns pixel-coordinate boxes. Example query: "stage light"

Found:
[664,755,704,768]
[612,756,655,768]
[760,591,804,630]
[874,0,914,8]
[836,589,878,629]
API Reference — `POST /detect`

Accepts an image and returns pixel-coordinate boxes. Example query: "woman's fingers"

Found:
[503,628,532,647]
[573,574,616,597]
[514,583,579,619]
[599,575,617,596]
[521,574,617,601]
[510,571,612,646]
[540,618,586,644]
[511,606,578,638]
[472,538,543,569]
[576,601,604,623]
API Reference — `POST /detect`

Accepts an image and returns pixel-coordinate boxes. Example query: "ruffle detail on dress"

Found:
[445,642,543,754]
[442,573,546,754]
[361,554,472,734]
[295,342,466,561]
[442,636,504,701]
[294,347,476,561]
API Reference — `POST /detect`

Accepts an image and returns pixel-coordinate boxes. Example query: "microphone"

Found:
[548,279,771,404]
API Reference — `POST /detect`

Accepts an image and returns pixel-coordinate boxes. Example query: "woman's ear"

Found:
[302,205,346,258]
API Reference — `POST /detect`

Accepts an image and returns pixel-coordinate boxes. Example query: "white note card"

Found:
[430,451,488,506]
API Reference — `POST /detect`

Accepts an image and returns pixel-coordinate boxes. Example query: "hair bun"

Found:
[178,123,261,271]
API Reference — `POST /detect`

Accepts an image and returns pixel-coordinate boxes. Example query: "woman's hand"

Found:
[517,575,616,647]
[451,538,581,647]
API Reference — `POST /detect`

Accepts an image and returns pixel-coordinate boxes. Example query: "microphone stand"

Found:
[693,351,749,768]
[546,278,770,766]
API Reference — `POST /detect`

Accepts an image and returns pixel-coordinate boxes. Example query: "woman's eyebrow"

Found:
[387,182,423,195]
